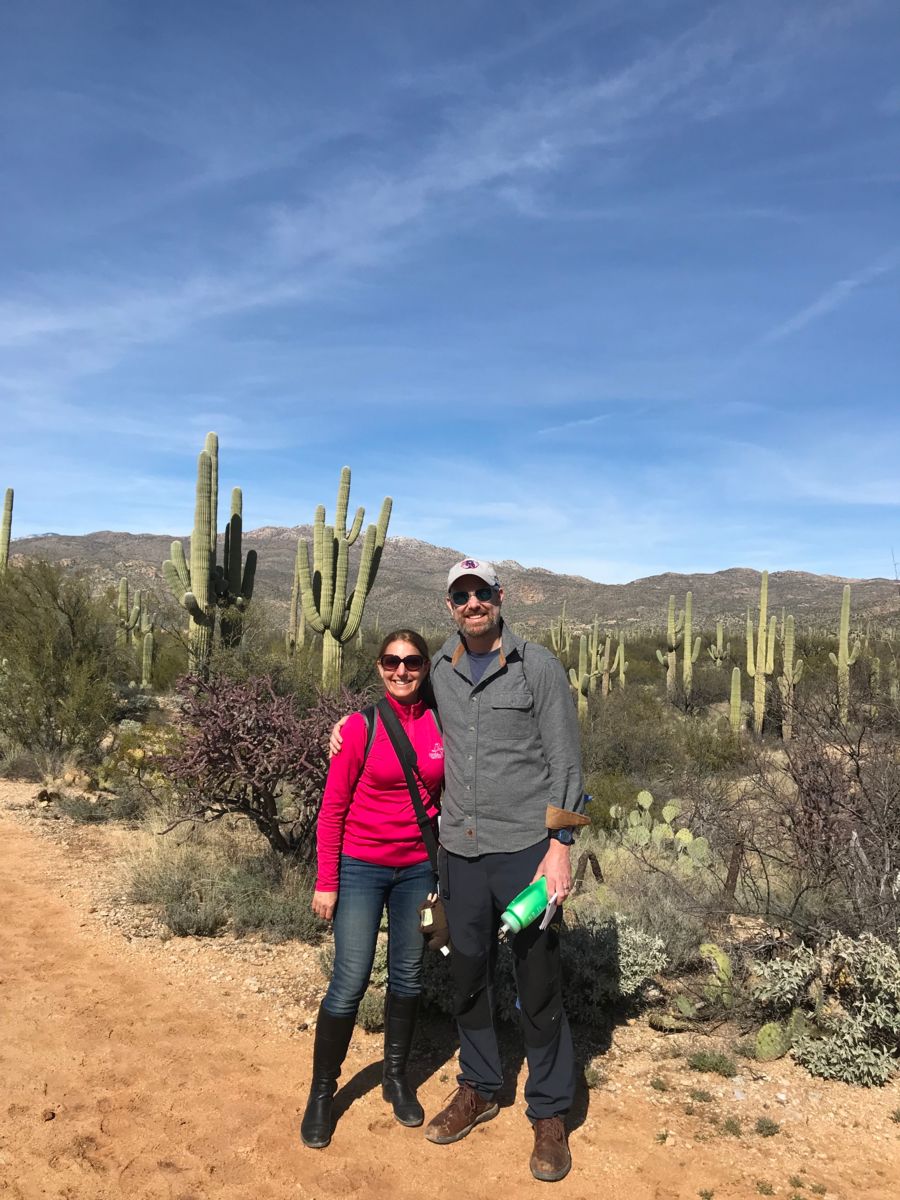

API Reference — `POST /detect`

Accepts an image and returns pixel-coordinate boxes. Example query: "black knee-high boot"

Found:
[300,1003,356,1149]
[381,992,424,1127]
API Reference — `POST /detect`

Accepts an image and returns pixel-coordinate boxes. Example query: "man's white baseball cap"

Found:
[447,558,501,591]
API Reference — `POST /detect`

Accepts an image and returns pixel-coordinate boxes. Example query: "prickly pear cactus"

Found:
[755,1021,792,1062]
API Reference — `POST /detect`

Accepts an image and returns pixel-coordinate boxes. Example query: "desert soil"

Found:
[1,779,899,1200]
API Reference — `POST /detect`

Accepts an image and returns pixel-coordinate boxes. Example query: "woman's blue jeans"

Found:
[322,855,435,1018]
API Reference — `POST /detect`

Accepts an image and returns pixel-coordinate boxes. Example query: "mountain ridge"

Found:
[7,528,898,632]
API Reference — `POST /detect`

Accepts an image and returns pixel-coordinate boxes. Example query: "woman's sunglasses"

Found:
[449,586,496,607]
[379,654,427,671]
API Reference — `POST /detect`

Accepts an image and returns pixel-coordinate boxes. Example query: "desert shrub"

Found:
[590,846,712,969]
[164,674,369,859]
[129,832,325,942]
[688,1049,737,1077]
[56,789,146,824]
[678,719,748,773]
[584,772,639,829]
[129,844,229,936]
[583,687,680,778]
[0,561,124,774]
[751,931,900,1086]
[745,704,900,938]
[227,854,321,941]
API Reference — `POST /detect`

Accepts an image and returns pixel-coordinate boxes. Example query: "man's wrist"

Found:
[548,828,576,846]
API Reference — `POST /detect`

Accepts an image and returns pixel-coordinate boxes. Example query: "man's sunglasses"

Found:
[449,586,497,607]
[379,654,427,671]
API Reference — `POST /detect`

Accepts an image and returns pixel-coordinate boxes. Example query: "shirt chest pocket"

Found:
[488,688,533,739]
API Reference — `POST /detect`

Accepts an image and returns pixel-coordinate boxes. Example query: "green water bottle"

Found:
[499,878,550,938]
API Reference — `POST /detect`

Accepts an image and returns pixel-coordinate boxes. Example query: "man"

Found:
[423,558,587,1183]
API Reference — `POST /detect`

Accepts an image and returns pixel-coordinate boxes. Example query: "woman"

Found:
[301,629,443,1150]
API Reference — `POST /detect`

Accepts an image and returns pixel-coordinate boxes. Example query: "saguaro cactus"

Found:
[681,591,702,701]
[615,631,628,689]
[0,488,12,573]
[746,571,776,735]
[656,594,683,701]
[116,578,141,649]
[219,487,257,648]
[829,584,860,723]
[729,667,742,734]
[707,619,730,669]
[296,466,392,693]
[550,601,571,660]
[162,433,219,672]
[137,609,155,689]
[285,538,307,659]
[568,635,595,722]
[777,614,803,741]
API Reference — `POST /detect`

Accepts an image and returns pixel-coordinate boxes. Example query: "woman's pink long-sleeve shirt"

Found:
[315,694,444,891]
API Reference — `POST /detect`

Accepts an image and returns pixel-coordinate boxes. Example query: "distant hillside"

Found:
[8,529,899,633]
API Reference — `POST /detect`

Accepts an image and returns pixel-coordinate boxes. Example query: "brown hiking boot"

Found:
[530,1116,571,1182]
[424,1083,499,1144]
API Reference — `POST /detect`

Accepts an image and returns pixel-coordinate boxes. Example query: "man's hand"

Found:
[311,890,338,921]
[531,839,572,902]
[328,715,350,758]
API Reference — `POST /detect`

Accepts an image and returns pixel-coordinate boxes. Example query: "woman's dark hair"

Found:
[376,629,430,661]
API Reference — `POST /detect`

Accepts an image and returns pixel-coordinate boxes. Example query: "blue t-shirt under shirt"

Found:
[468,648,501,684]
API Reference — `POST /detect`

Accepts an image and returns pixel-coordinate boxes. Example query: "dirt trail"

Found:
[1,793,899,1199]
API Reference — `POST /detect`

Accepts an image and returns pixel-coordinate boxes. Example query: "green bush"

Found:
[582,687,680,778]
[0,561,124,775]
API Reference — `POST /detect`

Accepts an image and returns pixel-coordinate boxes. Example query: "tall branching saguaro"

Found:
[567,634,595,723]
[746,570,776,735]
[656,594,683,701]
[162,433,256,673]
[1,488,13,573]
[829,584,860,723]
[681,591,702,702]
[777,614,803,741]
[285,538,307,658]
[220,487,257,648]
[297,467,392,693]
[116,578,141,649]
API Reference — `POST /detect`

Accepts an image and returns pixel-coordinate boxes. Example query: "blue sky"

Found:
[2,0,898,583]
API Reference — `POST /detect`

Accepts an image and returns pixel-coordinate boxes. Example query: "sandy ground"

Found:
[2,779,900,1200]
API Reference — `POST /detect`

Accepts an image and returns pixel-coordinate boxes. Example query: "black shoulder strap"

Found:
[376,698,440,872]
[360,704,378,764]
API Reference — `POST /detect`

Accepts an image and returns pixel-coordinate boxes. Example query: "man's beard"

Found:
[456,610,500,639]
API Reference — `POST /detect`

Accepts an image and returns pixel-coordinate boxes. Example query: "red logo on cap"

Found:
[462,559,479,568]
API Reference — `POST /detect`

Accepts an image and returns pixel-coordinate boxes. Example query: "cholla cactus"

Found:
[777,614,804,741]
[829,584,860,723]
[746,571,776,735]
[0,488,12,574]
[296,466,392,693]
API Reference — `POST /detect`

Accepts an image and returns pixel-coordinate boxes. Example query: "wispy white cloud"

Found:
[760,248,900,344]
[536,414,609,435]
[2,0,859,411]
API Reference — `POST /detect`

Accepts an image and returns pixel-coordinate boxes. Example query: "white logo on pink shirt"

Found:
[429,742,444,760]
